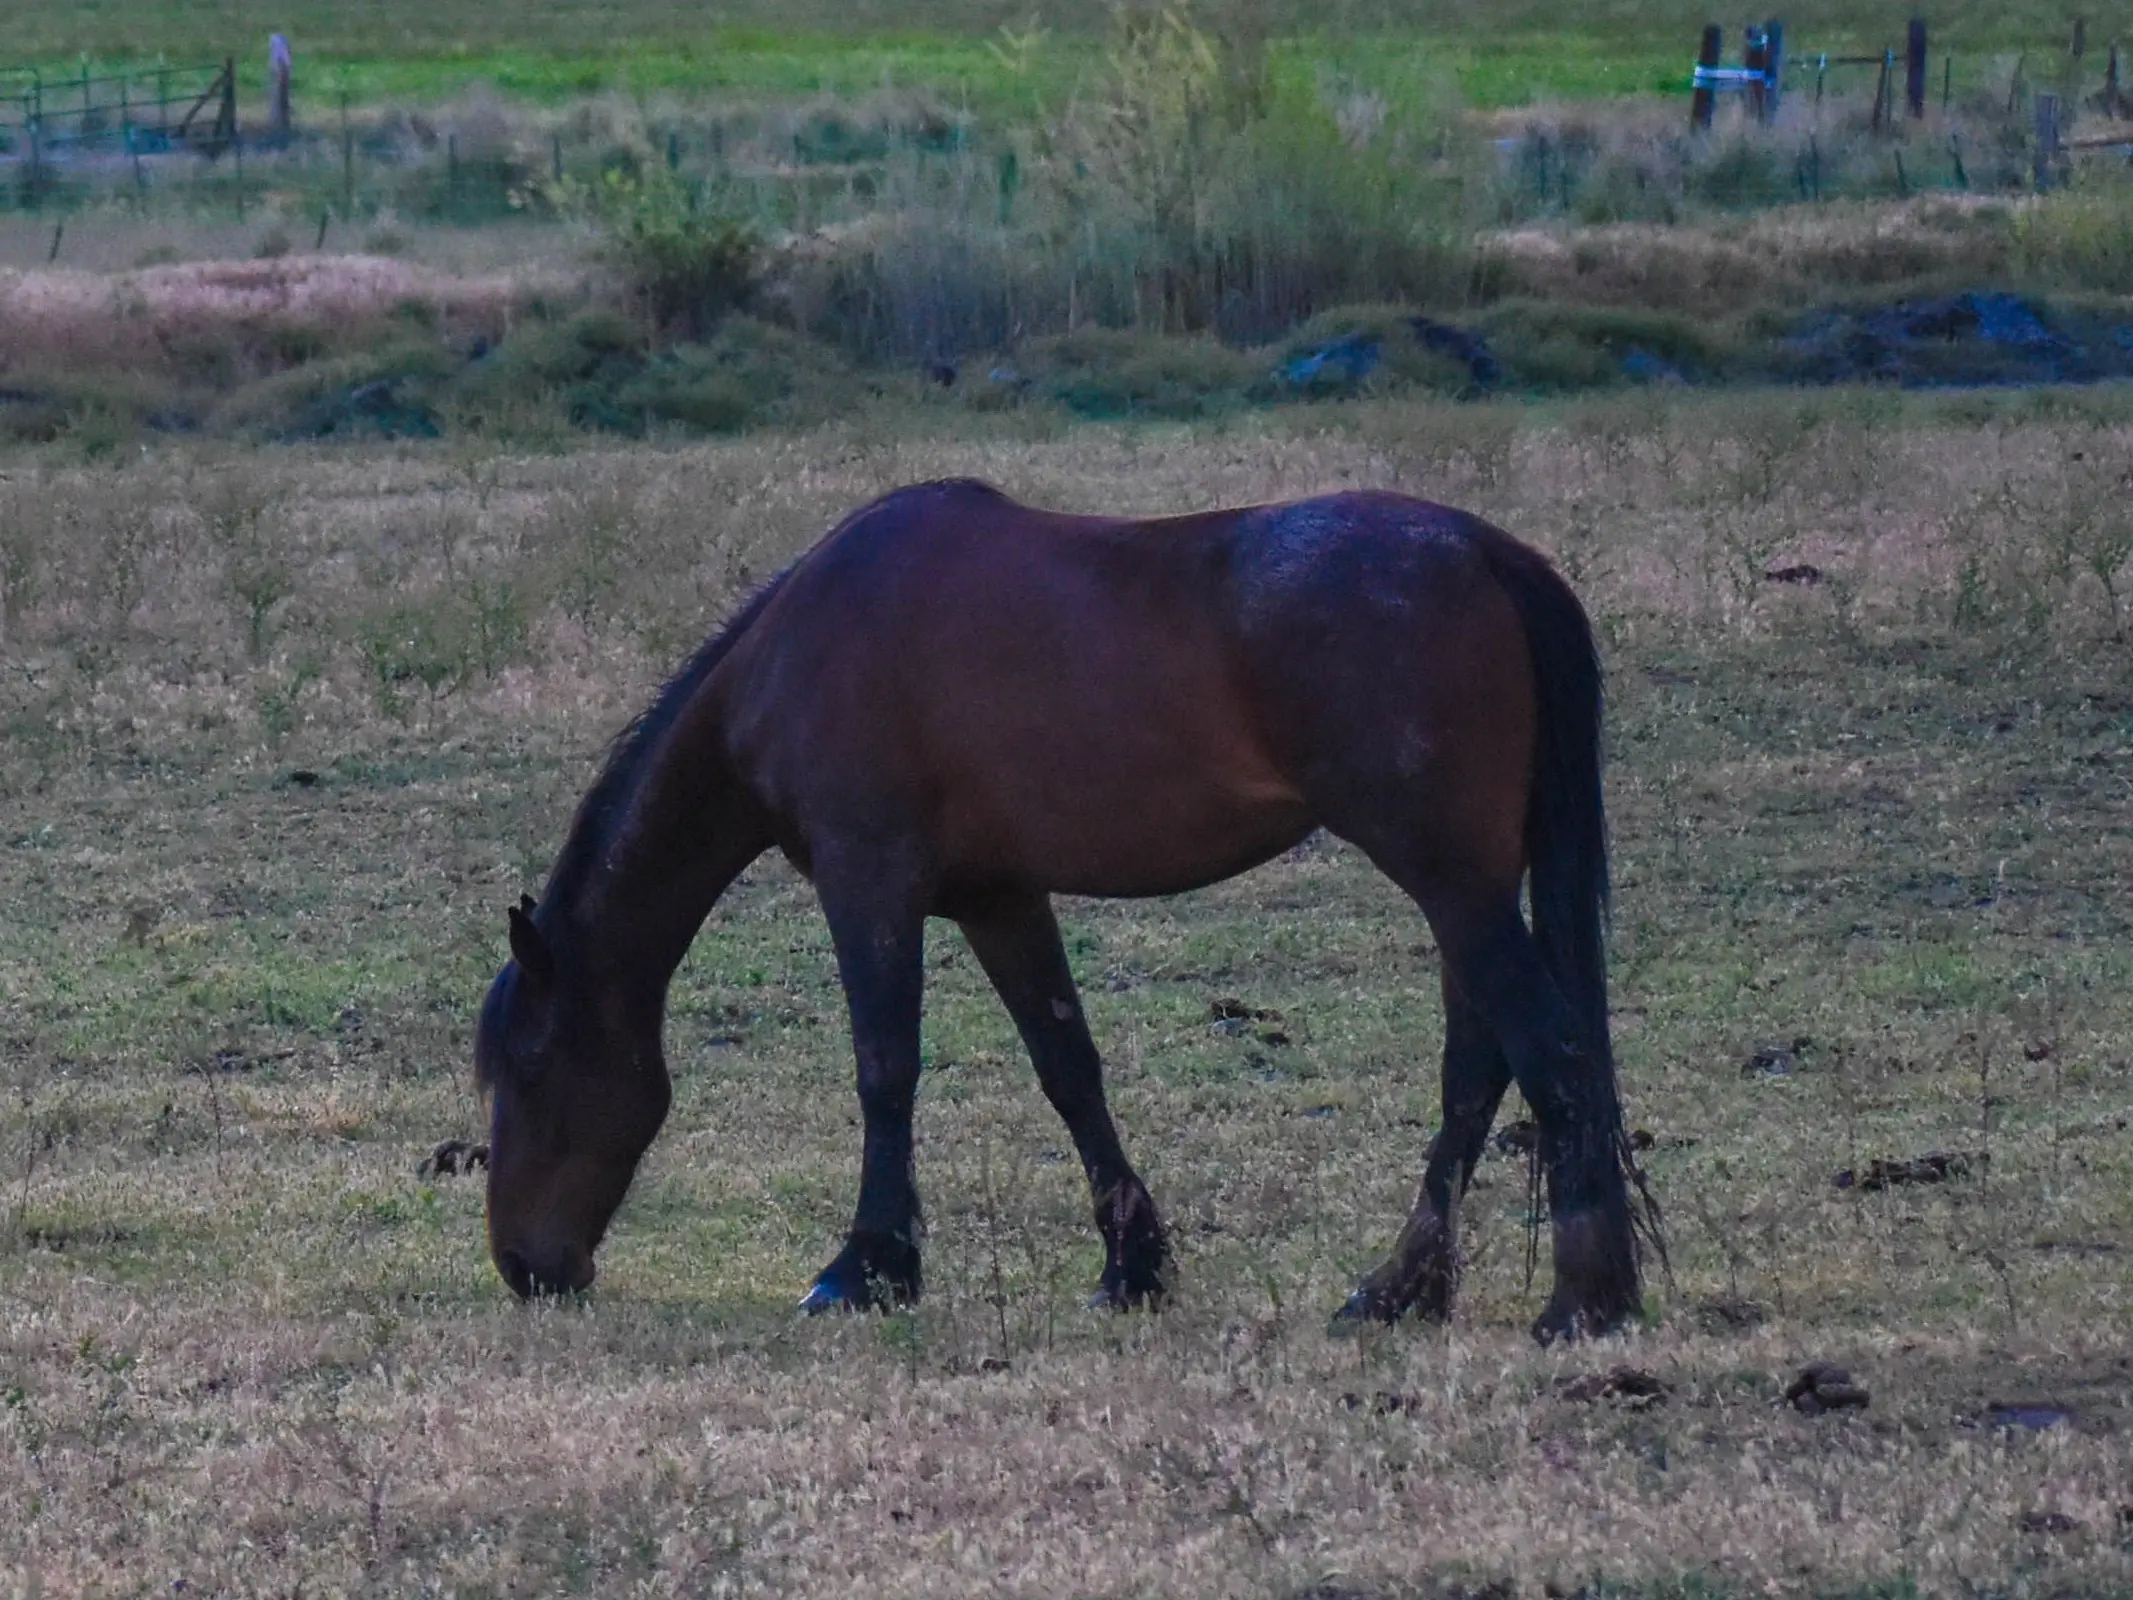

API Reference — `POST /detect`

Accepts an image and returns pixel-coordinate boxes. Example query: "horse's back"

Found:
[713,482,1541,898]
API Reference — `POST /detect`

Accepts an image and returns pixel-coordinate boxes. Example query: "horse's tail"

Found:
[1476,529,1666,1269]
[1476,533,1611,1067]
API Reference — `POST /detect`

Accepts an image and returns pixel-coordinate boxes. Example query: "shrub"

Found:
[1479,300,1734,391]
[1268,305,1479,399]
[578,166,761,340]
[1015,327,1259,419]
[462,312,863,436]
[612,317,863,434]
[209,340,456,440]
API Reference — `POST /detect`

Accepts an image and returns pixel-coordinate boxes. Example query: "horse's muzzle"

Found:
[497,1246,596,1300]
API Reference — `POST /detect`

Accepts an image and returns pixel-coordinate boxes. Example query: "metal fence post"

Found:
[1906,19,1928,117]
[1745,26,1768,122]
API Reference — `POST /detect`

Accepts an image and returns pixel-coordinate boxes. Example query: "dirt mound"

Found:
[1778,291,2133,387]
[0,254,558,371]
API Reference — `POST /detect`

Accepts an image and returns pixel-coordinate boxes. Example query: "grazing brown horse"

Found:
[476,479,1652,1342]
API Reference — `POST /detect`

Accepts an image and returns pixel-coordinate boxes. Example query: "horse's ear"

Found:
[508,903,557,988]
[518,892,538,914]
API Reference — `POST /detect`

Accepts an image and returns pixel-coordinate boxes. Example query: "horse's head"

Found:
[475,897,671,1299]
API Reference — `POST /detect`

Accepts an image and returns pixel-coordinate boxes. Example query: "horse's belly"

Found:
[937,747,1313,899]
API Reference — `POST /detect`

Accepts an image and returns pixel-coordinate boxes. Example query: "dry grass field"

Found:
[1,394,2130,1596]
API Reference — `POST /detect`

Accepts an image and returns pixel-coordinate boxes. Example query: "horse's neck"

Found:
[558,724,766,1006]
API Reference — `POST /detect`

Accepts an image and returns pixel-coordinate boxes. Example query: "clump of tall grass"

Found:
[2013,173,2133,292]
[774,2,1480,362]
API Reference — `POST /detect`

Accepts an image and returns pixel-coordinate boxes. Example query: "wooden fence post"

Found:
[1764,20,1786,121]
[1692,24,1723,131]
[2035,92,2062,188]
[1906,19,1928,117]
[215,55,237,151]
[1744,26,1769,122]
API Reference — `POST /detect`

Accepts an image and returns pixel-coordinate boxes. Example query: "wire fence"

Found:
[6,29,2133,237]
[2,59,240,199]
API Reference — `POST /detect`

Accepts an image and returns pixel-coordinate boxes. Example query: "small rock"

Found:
[1695,1296,1765,1334]
[1492,1119,1538,1156]
[1338,1389,1418,1415]
[1987,1402,2072,1431]
[1785,1362,1869,1415]
[1763,564,1825,586]
[1834,1150,1973,1191]
[1744,1037,1811,1078]
[2017,1510,2079,1534]
[419,1138,489,1178]
[1557,1366,1670,1409]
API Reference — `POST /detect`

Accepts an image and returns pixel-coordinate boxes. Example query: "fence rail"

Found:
[2,59,236,162]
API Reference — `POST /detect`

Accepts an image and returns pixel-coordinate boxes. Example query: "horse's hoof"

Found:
[1086,1278,1164,1312]
[1332,1285,1400,1325]
[799,1232,921,1315]
[1530,1298,1639,1346]
[799,1272,914,1315]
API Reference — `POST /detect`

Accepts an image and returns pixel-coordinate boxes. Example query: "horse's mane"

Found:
[539,567,793,921]
[536,479,1008,922]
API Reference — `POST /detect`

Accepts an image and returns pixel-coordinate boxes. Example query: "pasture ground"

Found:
[0,397,2129,1595]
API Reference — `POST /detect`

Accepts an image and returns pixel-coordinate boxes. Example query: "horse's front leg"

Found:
[799,848,931,1313]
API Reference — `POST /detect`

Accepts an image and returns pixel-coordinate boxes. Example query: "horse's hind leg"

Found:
[1337,971,1511,1323]
[958,894,1168,1308]
[1419,886,1639,1341]
[1323,843,1637,1341]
